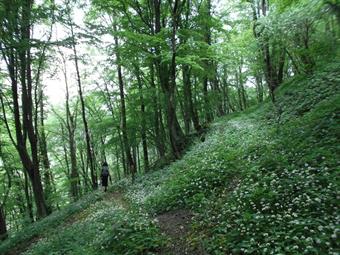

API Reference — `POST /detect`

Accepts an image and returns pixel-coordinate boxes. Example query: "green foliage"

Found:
[1,0,339,253]
[98,209,166,255]
[0,192,103,254]
[23,202,165,255]
[2,60,339,255]
[139,61,340,254]
[194,64,339,254]
[269,62,340,122]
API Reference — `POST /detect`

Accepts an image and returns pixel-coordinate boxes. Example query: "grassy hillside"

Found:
[126,62,340,254]
[1,62,339,254]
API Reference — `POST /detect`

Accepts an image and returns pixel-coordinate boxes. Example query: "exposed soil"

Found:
[155,209,207,255]
[104,191,129,209]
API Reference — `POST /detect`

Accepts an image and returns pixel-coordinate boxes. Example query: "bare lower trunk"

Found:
[238,65,247,110]
[166,90,186,158]
[115,145,121,180]
[136,65,149,171]
[183,65,201,133]
[28,165,48,219]
[24,170,34,222]
[39,90,53,213]
[0,206,7,241]
[212,65,224,116]
[255,74,264,103]
[69,133,79,199]
[150,63,165,158]
[203,78,213,122]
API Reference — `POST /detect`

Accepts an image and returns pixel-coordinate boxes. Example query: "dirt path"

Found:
[104,191,129,209]
[105,192,206,254]
[105,192,207,255]
[155,209,207,255]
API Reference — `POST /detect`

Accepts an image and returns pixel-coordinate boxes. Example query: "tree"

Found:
[154,0,187,158]
[0,137,10,240]
[134,63,150,171]
[66,2,97,189]
[249,0,286,101]
[0,0,48,219]
[60,49,80,200]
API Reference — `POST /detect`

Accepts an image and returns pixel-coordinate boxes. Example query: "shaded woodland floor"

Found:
[6,189,205,255]
[1,63,339,254]
[0,1,339,254]
[155,209,207,255]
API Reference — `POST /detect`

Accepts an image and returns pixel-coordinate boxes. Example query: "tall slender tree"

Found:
[67,6,97,189]
[113,23,136,180]
[0,0,48,219]
[60,50,80,199]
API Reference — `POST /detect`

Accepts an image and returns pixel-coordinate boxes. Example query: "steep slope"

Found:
[1,62,339,255]
[125,62,340,254]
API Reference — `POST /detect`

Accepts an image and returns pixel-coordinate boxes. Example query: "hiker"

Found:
[101,162,111,192]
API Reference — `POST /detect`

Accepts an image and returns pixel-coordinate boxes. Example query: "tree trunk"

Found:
[0,0,48,219]
[113,24,136,180]
[202,0,213,122]
[39,89,53,214]
[238,65,247,110]
[181,0,202,132]
[79,148,90,190]
[255,74,264,103]
[60,50,80,200]
[277,48,286,84]
[221,67,234,113]
[68,118,79,199]
[0,142,9,240]
[0,206,7,241]
[212,65,224,116]
[23,170,34,222]
[115,145,121,180]
[183,65,201,133]
[169,0,186,158]
[70,21,97,189]
[176,86,187,134]
[100,136,107,163]
[182,77,191,135]
[150,63,166,158]
[102,79,127,176]
[235,71,243,111]
[24,0,48,219]
[135,65,150,171]
[154,0,186,159]
[251,0,283,102]
[202,78,212,122]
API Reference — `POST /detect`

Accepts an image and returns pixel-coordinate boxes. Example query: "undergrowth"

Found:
[2,62,339,255]
[140,62,340,254]
[0,191,102,254]
[24,201,165,255]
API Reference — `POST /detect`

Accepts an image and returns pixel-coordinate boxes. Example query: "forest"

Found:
[0,0,339,254]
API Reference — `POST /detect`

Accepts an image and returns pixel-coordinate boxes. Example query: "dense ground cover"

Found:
[140,63,340,254]
[0,192,103,254]
[21,192,165,255]
[1,63,339,254]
